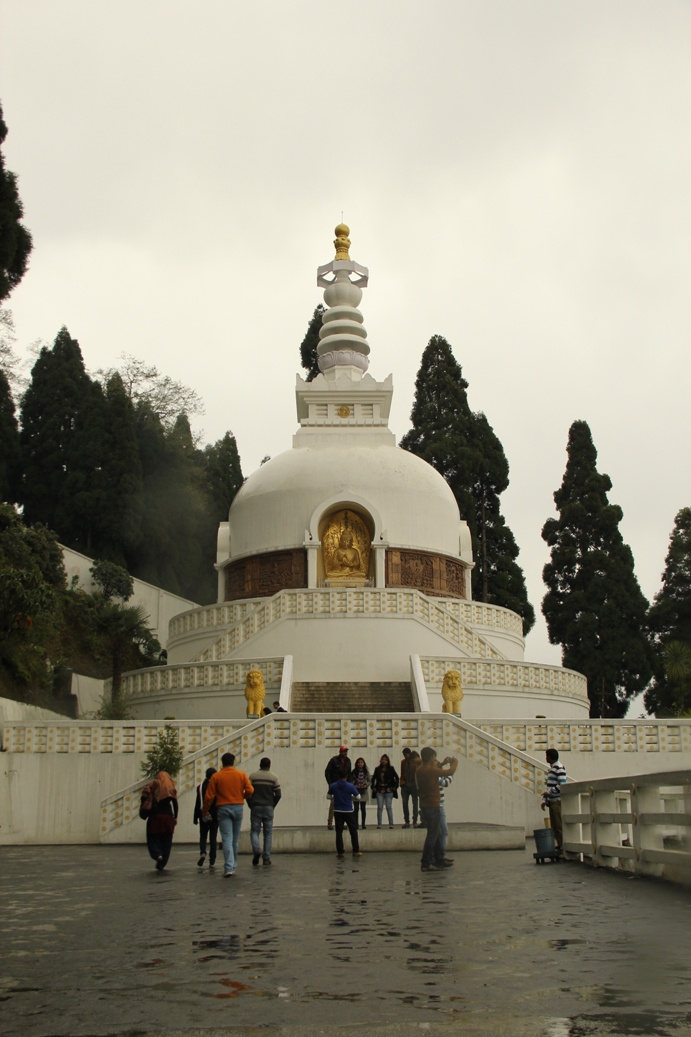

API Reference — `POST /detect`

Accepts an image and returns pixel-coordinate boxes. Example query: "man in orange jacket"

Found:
[203,752,254,877]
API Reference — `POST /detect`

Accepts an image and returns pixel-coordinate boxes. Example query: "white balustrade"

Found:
[562,770,691,886]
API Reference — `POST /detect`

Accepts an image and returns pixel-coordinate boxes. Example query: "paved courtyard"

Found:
[1,841,690,1037]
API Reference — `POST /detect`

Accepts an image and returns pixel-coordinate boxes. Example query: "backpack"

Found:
[139,782,155,820]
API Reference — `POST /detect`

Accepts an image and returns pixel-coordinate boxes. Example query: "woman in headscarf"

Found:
[142,770,178,871]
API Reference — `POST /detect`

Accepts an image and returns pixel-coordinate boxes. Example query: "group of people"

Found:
[324,744,459,870]
[141,743,568,876]
[142,752,281,877]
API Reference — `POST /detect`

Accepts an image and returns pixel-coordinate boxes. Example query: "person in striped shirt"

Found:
[541,748,567,856]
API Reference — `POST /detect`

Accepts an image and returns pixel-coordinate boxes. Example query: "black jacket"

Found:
[325,754,352,785]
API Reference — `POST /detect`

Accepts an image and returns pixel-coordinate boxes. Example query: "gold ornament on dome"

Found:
[337,405,351,418]
[323,510,370,580]
[334,223,351,260]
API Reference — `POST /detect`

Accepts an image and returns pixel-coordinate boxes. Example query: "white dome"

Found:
[228,442,469,561]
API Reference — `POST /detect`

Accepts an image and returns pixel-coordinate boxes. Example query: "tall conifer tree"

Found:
[300,305,324,382]
[645,507,691,715]
[0,101,32,304]
[401,334,534,632]
[19,327,106,550]
[203,431,244,519]
[0,369,20,502]
[542,420,653,717]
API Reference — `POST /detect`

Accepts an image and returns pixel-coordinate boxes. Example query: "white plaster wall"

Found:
[128,687,278,722]
[525,750,691,783]
[227,616,476,681]
[166,631,223,665]
[0,698,68,728]
[0,752,145,844]
[427,688,589,720]
[71,674,106,716]
[0,745,542,845]
[61,545,198,646]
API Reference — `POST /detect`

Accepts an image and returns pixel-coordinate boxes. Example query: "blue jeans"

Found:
[402,786,419,824]
[376,792,394,826]
[217,803,244,874]
[439,805,448,860]
[421,805,444,867]
[250,805,274,860]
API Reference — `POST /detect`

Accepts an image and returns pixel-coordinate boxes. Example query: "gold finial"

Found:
[334,223,351,260]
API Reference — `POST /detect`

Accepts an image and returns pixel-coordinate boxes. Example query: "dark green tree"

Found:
[141,724,183,779]
[401,335,534,632]
[0,368,20,502]
[202,431,244,519]
[130,408,216,603]
[94,373,143,562]
[645,507,691,715]
[542,420,653,717]
[19,327,107,551]
[0,101,33,304]
[300,304,324,381]
[0,503,67,703]
[89,558,134,602]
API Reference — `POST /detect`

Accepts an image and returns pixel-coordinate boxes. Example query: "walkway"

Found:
[1,843,690,1037]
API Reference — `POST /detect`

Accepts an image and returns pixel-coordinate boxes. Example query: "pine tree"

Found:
[0,101,33,304]
[19,327,106,551]
[0,368,20,502]
[130,409,216,603]
[95,373,143,561]
[542,420,653,717]
[401,335,534,632]
[645,508,691,715]
[300,305,324,381]
[203,431,244,519]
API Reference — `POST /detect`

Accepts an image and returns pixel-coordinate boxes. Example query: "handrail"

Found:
[98,713,549,838]
[562,770,691,886]
[193,588,506,664]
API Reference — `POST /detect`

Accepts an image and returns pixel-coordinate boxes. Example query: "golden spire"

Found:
[334,223,351,260]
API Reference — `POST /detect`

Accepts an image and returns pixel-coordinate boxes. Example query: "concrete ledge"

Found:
[230,822,524,854]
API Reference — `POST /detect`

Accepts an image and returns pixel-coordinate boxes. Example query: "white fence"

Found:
[562,770,691,887]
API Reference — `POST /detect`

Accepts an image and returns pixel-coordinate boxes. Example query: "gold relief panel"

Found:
[444,558,466,598]
[400,552,434,589]
[386,549,467,599]
[322,509,370,580]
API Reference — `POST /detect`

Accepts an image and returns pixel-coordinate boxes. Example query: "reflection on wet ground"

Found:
[0,843,690,1036]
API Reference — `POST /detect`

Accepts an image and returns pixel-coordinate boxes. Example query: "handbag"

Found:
[139,783,155,820]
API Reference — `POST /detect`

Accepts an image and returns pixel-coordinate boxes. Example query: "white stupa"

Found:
[125,226,589,720]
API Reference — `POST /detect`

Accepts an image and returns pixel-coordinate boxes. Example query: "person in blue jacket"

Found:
[327,776,362,858]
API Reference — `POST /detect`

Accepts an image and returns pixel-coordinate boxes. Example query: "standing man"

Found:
[193,766,219,869]
[324,745,351,830]
[416,747,458,872]
[541,748,567,856]
[203,752,253,878]
[248,756,282,867]
[400,747,420,828]
[327,774,362,858]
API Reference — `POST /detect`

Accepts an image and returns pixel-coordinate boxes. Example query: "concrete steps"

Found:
[290,681,414,713]
[232,823,526,854]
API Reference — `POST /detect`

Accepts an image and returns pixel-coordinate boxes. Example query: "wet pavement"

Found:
[1,841,690,1037]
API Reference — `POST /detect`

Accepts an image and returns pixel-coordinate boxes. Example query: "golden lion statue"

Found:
[244,669,266,718]
[441,669,463,715]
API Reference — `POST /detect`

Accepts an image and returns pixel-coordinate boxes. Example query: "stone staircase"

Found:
[290,681,414,712]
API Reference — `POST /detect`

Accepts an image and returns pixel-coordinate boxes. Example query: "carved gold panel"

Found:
[322,510,370,580]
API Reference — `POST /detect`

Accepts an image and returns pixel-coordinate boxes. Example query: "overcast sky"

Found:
[1,1,689,690]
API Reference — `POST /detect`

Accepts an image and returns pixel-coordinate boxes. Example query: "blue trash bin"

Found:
[533,826,556,859]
